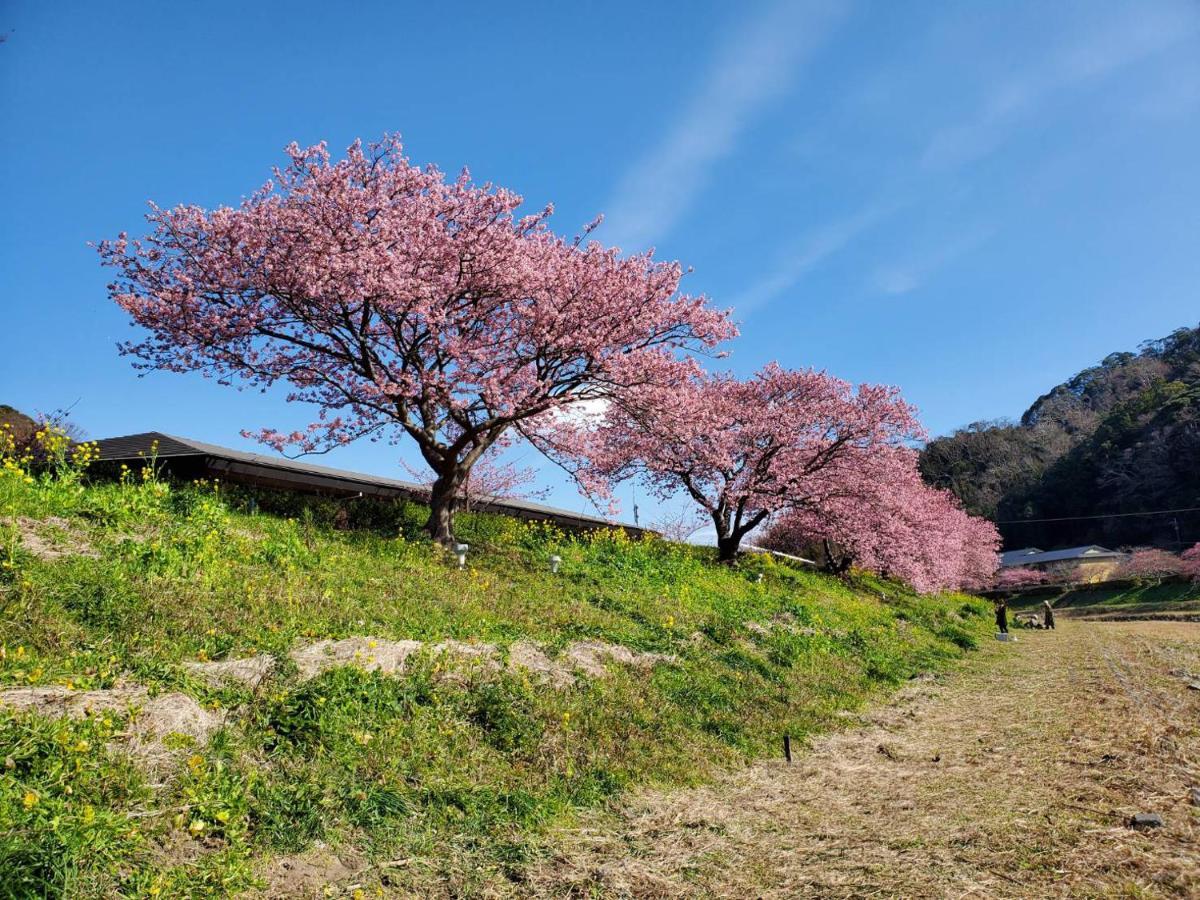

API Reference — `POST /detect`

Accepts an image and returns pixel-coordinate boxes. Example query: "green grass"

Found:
[0,464,991,897]
[1009,580,1200,617]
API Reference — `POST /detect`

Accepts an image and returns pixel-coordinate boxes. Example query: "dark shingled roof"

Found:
[93,431,647,536]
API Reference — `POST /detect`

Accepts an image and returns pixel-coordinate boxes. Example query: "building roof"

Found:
[999,544,1125,567]
[93,432,645,536]
[999,547,1044,566]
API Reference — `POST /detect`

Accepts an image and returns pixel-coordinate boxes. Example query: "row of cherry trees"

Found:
[99,136,998,591]
[758,447,1001,593]
[988,544,1200,592]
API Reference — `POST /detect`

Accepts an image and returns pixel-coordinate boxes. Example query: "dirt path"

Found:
[523,622,1200,898]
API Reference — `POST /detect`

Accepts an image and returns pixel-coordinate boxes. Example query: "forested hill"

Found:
[920,324,1200,551]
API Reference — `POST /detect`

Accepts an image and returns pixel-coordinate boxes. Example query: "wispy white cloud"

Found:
[733,201,898,315]
[872,223,996,296]
[922,1,1200,170]
[602,0,851,252]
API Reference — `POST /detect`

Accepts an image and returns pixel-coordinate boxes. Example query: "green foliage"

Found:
[0,710,150,898]
[0,459,990,893]
[921,322,1200,549]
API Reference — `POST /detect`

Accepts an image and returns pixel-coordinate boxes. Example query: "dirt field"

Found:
[522,622,1200,898]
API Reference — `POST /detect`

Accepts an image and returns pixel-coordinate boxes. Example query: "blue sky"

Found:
[2,0,1199,527]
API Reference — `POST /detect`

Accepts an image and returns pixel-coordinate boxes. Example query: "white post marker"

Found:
[549,554,562,574]
[454,542,469,569]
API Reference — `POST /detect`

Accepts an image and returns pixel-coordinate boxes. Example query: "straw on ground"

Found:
[523,621,1200,898]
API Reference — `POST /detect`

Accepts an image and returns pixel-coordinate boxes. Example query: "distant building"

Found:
[93,432,650,537]
[999,544,1126,582]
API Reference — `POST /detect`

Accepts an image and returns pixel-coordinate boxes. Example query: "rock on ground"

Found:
[16,516,99,561]
[289,637,444,680]
[185,654,276,688]
[563,641,676,678]
[289,637,676,685]
[255,841,364,899]
[0,685,222,767]
[506,641,577,687]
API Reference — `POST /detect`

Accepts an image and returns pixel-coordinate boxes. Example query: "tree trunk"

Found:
[424,471,461,547]
[716,534,742,563]
[822,539,852,574]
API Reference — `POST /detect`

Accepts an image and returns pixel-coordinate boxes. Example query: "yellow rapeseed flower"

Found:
[22,791,38,810]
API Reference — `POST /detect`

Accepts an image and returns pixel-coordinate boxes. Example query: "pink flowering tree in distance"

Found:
[98,136,735,545]
[761,448,1000,593]
[1180,543,1200,582]
[992,566,1049,590]
[1116,547,1183,583]
[540,364,924,562]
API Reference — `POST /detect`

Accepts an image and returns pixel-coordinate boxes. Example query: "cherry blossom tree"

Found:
[543,364,923,562]
[1116,548,1183,582]
[401,441,549,512]
[647,506,711,544]
[761,448,1000,593]
[1180,543,1200,581]
[98,136,734,545]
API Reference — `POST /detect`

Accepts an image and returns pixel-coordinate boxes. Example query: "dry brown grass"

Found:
[514,622,1200,898]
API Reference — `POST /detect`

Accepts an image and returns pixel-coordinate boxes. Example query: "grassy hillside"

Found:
[0,458,990,897]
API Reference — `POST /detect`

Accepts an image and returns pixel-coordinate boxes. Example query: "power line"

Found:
[997,505,1200,525]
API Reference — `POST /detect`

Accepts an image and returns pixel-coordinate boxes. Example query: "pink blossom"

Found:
[541,364,928,562]
[761,448,1000,593]
[98,135,735,543]
[1181,543,1200,581]
[1116,548,1183,581]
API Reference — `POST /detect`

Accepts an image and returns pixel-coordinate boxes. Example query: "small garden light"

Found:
[453,542,469,569]
[549,554,562,574]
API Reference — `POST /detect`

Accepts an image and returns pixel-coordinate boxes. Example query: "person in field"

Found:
[1041,599,1055,630]
[994,598,1009,634]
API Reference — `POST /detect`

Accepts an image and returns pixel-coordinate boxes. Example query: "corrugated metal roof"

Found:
[999,544,1125,567]
[1000,547,1043,566]
[94,431,634,532]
